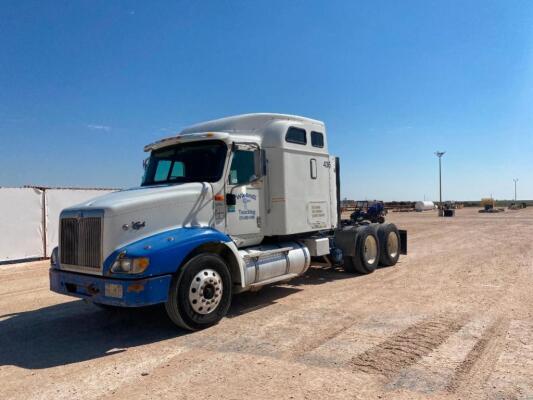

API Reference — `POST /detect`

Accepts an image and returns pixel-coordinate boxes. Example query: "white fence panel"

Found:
[0,188,44,262]
[45,189,115,256]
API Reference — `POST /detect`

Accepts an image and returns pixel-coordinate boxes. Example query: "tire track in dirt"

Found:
[484,319,533,399]
[445,317,507,394]
[295,314,428,371]
[350,315,465,377]
[288,320,354,360]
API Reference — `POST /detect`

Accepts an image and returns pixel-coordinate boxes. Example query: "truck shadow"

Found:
[0,287,301,370]
[0,266,369,370]
[227,265,366,316]
[0,301,180,370]
[288,263,382,286]
[291,264,358,285]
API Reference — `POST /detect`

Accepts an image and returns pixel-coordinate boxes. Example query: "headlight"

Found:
[111,254,150,274]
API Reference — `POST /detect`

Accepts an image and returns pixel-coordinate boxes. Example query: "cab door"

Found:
[225,146,264,247]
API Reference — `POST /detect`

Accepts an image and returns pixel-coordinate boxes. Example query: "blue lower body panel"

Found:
[49,269,172,307]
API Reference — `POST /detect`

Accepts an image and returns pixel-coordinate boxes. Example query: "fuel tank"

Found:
[239,242,310,286]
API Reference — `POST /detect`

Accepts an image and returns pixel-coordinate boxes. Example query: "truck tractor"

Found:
[50,114,407,331]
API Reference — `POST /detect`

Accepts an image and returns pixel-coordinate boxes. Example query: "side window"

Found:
[169,161,185,178]
[311,131,324,148]
[154,160,171,182]
[229,150,255,185]
[285,127,307,145]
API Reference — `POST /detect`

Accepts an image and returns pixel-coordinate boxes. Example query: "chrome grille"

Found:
[60,216,102,269]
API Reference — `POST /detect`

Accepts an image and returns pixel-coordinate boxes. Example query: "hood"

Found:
[64,183,212,217]
[62,183,215,257]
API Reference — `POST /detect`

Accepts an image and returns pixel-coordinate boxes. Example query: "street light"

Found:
[513,178,518,202]
[435,151,445,215]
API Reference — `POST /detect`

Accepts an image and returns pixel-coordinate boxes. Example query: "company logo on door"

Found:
[236,193,257,220]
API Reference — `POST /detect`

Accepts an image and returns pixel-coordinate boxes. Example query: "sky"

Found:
[1,0,532,201]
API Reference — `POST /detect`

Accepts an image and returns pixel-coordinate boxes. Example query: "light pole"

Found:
[513,178,518,202]
[435,151,445,215]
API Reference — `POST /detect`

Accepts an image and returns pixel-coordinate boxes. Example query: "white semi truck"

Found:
[50,114,407,330]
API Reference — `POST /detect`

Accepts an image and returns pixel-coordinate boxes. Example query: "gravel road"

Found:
[1,207,532,399]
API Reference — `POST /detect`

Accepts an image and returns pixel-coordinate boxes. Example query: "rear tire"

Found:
[377,223,401,266]
[165,253,232,331]
[343,226,380,274]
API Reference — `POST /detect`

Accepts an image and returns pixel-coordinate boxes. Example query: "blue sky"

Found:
[1,0,532,201]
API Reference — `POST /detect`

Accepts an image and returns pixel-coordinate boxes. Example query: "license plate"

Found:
[105,283,123,299]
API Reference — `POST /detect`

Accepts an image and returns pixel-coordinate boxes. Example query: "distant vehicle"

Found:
[479,197,504,213]
[480,197,495,211]
[350,200,387,223]
[441,202,455,217]
[49,114,407,330]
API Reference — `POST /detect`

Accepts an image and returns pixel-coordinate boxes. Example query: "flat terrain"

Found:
[1,208,532,400]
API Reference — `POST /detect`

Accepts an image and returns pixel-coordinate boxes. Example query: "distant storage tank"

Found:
[415,201,435,212]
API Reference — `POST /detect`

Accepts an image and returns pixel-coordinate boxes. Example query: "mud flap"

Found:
[399,229,408,255]
[333,227,359,257]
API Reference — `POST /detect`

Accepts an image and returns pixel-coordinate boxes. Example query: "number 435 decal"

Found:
[323,161,331,168]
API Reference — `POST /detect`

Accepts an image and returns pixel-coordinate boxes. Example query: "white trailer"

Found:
[50,114,407,330]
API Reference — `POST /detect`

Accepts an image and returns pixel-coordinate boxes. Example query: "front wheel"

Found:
[165,253,232,331]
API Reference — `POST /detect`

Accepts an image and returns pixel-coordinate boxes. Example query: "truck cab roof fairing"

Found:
[145,113,328,154]
[180,113,324,134]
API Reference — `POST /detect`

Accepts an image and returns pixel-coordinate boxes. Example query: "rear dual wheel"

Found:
[343,226,380,274]
[376,223,401,267]
[165,253,232,331]
[343,223,401,274]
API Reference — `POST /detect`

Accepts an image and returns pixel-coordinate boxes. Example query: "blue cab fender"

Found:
[103,227,245,285]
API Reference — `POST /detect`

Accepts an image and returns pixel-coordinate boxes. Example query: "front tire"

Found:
[165,253,232,331]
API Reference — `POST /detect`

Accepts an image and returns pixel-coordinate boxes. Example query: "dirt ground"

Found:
[1,207,532,400]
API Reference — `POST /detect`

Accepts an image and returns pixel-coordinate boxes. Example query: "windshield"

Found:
[142,140,228,186]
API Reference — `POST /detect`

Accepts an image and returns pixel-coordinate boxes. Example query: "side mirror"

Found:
[226,193,236,206]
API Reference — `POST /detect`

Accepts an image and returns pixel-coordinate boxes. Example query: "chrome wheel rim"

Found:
[363,235,378,264]
[387,231,399,259]
[188,269,223,315]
